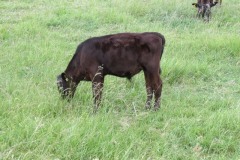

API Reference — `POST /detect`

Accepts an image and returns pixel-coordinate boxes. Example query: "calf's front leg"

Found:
[91,65,104,113]
[92,81,104,113]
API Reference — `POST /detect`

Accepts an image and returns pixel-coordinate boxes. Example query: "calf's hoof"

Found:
[153,104,160,111]
[145,102,151,110]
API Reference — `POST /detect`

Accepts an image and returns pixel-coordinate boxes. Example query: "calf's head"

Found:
[57,73,76,99]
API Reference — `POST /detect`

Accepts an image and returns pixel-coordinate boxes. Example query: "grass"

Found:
[0,0,240,159]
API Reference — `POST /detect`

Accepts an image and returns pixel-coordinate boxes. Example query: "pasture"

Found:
[0,0,240,159]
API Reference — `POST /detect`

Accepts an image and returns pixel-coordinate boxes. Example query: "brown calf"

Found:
[57,32,165,112]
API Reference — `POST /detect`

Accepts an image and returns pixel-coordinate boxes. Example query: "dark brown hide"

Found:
[57,32,165,112]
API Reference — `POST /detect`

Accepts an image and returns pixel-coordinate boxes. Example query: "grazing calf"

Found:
[192,0,218,21]
[57,32,165,112]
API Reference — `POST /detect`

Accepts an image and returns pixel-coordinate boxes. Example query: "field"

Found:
[1,0,240,159]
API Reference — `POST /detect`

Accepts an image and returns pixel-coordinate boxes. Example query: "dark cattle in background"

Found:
[57,32,165,112]
[192,0,219,21]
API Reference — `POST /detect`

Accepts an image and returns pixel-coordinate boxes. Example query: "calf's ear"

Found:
[61,73,66,80]
[61,72,69,82]
[57,74,61,81]
[192,3,199,7]
[210,2,218,7]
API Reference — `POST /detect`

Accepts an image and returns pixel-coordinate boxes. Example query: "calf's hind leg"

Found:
[152,74,162,111]
[144,71,153,109]
[144,69,162,111]
[145,86,153,110]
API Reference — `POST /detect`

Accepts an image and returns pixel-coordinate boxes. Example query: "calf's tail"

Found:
[158,33,165,58]
[157,33,165,75]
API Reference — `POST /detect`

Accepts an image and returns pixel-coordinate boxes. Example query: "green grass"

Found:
[1,0,240,159]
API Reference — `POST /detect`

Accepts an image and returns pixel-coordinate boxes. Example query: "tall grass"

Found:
[0,0,240,159]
